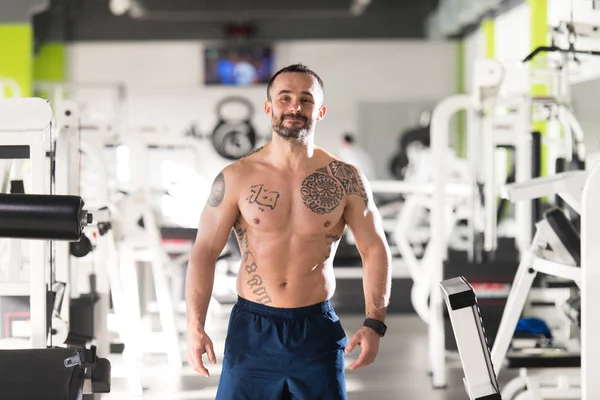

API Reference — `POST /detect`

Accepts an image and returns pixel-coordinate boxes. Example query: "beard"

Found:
[272,113,314,141]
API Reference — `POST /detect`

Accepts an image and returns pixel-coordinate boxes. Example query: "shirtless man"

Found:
[186,63,392,399]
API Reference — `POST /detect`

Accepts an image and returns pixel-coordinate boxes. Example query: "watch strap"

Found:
[363,318,387,337]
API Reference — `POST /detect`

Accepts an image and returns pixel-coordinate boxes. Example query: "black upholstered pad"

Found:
[507,350,580,369]
[544,208,581,266]
[0,193,85,241]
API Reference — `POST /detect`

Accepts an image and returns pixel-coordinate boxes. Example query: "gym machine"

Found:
[53,100,181,396]
[52,101,148,396]
[427,59,533,388]
[427,48,589,386]
[110,189,184,368]
[441,161,600,399]
[0,97,112,399]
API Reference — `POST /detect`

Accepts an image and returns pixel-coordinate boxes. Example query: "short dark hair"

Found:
[342,134,354,144]
[267,63,325,101]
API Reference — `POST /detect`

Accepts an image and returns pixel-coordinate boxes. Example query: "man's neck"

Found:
[269,133,316,170]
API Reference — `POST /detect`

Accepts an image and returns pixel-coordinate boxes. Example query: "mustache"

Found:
[280,114,307,121]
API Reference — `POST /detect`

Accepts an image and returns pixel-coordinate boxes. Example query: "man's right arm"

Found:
[186,167,239,331]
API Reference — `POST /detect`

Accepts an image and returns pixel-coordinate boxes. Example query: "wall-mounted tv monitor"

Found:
[204,45,273,86]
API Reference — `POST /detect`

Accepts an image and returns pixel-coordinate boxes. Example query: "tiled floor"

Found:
[99,311,519,400]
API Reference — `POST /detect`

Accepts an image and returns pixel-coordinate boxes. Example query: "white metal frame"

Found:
[0,98,53,348]
[429,59,534,387]
[369,180,473,319]
[112,191,183,369]
[101,227,144,396]
[55,102,146,395]
[52,100,82,336]
[580,161,600,399]
[501,171,587,215]
[490,222,579,376]
[428,58,587,387]
[430,93,475,387]
[443,163,600,399]
[492,171,587,400]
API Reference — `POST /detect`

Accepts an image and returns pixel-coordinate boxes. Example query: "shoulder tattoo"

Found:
[328,161,368,206]
[207,172,225,207]
[300,160,369,214]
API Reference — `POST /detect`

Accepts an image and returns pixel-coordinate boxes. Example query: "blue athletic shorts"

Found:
[215,296,348,400]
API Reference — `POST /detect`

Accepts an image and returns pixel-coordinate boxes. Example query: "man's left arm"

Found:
[341,165,392,368]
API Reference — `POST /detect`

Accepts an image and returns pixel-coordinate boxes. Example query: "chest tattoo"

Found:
[300,161,368,214]
[246,184,280,212]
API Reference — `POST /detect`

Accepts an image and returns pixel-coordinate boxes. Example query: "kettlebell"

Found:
[211,96,257,160]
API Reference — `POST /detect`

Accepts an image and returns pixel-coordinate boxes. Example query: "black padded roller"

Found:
[0,347,110,400]
[544,208,581,266]
[0,193,87,241]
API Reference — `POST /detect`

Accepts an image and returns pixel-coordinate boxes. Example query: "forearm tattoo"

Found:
[300,161,368,214]
[207,172,225,207]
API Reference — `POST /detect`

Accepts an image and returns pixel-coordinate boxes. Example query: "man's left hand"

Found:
[345,326,380,370]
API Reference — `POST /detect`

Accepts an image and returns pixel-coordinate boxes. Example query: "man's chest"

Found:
[238,168,349,233]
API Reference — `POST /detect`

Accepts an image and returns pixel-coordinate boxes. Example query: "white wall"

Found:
[67,39,458,181]
[463,29,484,94]
[464,4,531,95]
[462,1,531,96]
[494,4,530,95]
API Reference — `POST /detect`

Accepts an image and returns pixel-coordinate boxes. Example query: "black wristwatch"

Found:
[363,318,387,337]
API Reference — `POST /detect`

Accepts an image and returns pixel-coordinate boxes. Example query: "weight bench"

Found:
[0,345,111,400]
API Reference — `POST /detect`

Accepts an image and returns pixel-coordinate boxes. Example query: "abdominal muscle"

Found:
[235,233,338,308]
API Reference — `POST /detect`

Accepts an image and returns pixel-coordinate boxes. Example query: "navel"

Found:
[324,221,331,227]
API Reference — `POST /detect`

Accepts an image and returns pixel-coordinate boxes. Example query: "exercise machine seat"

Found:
[0,193,89,241]
[544,208,581,265]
